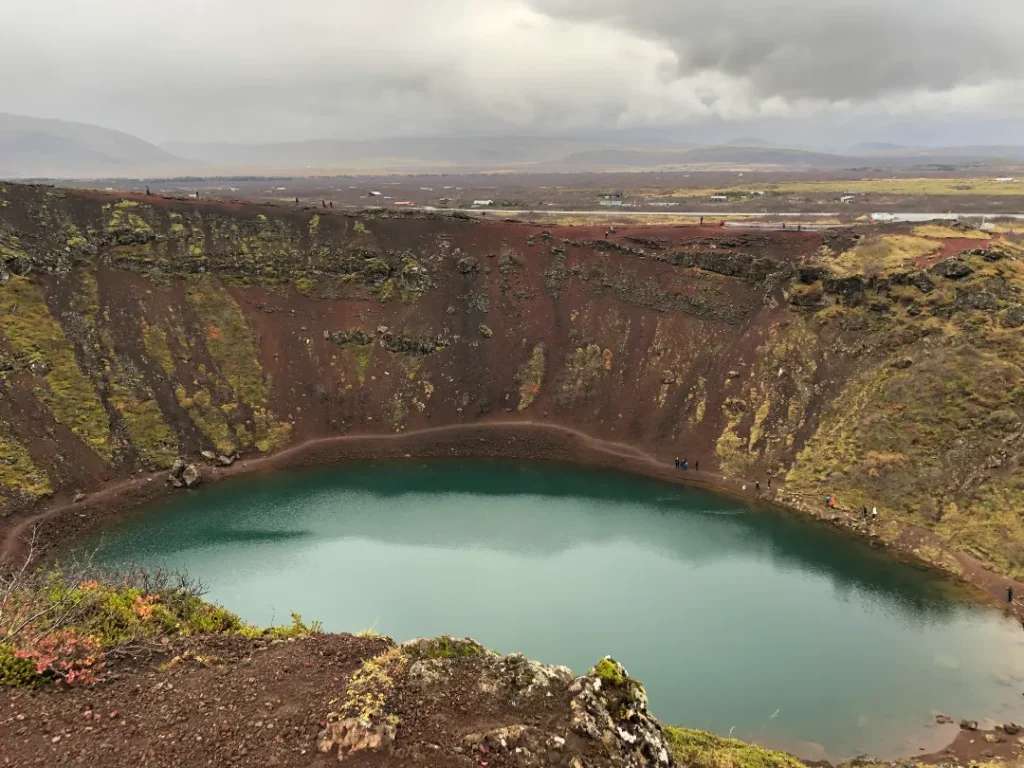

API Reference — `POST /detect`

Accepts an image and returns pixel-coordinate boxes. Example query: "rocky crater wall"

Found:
[1,183,1023,580]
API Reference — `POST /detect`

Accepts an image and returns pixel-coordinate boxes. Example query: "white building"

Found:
[472,199,494,206]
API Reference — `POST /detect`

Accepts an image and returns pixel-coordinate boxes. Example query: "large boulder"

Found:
[181,463,201,488]
[1002,305,1024,329]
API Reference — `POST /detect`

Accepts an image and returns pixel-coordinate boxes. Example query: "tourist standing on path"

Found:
[694,460,699,472]
[1008,585,1015,604]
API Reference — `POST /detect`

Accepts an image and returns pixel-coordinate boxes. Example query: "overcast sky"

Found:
[1,0,1022,147]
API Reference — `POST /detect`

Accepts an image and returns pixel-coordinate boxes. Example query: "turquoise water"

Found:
[91,460,1024,760]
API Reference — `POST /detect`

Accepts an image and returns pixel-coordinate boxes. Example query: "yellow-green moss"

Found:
[141,321,176,376]
[786,338,1024,576]
[664,726,805,768]
[184,279,291,453]
[717,321,819,478]
[0,278,112,460]
[110,394,178,468]
[252,407,293,453]
[0,426,51,499]
[186,280,269,407]
[339,646,408,726]
[592,657,627,686]
[828,234,938,278]
[516,343,546,411]
[558,344,608,405]
[68,272,178,468]
[352,345,374,386]
[175,385,238,455]
[104,199,153,237]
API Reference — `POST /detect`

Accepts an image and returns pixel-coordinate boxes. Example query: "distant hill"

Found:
[850,142,909,153]
[0,113,185,178]
[557,144,858,170]
[162,136,601,173]
[5,112,1023,177]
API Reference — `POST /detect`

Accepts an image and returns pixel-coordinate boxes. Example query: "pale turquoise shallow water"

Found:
[91,460,1024,760]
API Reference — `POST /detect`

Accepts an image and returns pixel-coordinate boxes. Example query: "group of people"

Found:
[673,457,698,472]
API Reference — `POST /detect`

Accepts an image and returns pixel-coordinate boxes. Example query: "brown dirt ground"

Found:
[0,631,641,768]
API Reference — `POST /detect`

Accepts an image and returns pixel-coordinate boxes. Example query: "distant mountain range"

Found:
[0,113,184,178]
[2,112,1024,179]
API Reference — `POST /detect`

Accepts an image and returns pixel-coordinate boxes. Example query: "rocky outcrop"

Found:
[167,459,201,489]
[932,258,974,280]
[317,637,674,767]
[568,657,672,767]
[672,250,782,282]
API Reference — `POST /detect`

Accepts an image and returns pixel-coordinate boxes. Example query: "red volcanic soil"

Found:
[916,236,993,268]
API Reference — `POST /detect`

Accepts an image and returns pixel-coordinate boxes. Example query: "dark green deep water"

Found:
[92,460,1024,759]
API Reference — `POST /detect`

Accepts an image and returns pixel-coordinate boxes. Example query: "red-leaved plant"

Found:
[14,628,102,685]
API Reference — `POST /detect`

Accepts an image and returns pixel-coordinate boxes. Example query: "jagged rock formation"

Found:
[317,636,674,766]
[1,183,1023,581]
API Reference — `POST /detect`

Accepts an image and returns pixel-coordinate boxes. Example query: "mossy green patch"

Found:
[716,320,818,478]
[175,385,238,455]
[184,279,292,453]
[68,272,177,468]
[110,394,178,468]
[406,636,485,660]
[664,726,805,768]
[0,644,39,686]
[141,321,176,376]
[0,277,112,460]
[351,345,374,386]
[592,656,627,686]
[104,200,154,238]
[787,338,1024,576]
[252,407,292,453]
[338,645,408,726]
[0,426,51,499]
[827,235,938,278]
[186,280,269,407]
[516,343,546,411]
[557,343,609,405]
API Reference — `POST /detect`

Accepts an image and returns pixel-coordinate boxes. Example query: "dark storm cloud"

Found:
[0,0,1020,144]
[532,0,1024,101]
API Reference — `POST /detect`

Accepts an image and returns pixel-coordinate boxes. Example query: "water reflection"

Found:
[90,458,1024,760]
[102,460,963,620]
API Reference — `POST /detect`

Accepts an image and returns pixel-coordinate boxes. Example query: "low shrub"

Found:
[1,561,250,687]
